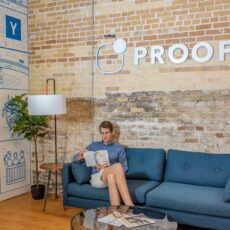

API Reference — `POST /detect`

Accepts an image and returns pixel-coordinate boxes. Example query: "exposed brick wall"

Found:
[29,0,230,97]
[28,0,93,97]
[28,0,230,188]
[94,89,230,153]
[92,0,230,95]
[36,98,94,187]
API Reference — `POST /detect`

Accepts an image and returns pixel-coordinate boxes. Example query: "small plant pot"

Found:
[31,184,45,200]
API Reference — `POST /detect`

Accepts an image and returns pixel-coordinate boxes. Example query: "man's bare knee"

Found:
[112,163,123,172]
[107,173,116,180]
[107,173,116,185]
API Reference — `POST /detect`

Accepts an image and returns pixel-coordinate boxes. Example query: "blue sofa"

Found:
[63,148,230,230]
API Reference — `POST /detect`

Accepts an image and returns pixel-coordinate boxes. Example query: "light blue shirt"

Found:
[73,141,128,175]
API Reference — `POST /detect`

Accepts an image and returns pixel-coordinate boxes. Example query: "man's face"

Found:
[100,127,112,144]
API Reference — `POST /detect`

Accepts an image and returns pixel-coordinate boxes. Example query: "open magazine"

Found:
[98,211,156,228]
[84,150,110,167]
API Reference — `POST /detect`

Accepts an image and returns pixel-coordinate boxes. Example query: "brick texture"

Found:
[94,89,230,153]
[29,0,230,97]
[28,0,230,188]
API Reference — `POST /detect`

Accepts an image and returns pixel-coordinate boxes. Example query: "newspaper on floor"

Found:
[97,212,123,227]
[98,211,156,228]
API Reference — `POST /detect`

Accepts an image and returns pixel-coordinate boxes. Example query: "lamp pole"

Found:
[46,78,58,198]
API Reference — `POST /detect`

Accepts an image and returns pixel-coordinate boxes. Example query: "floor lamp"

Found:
[28,79,66,198]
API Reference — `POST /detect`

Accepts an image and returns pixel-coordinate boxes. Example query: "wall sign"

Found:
[96,39,230,74]
[6,15,22,41]
[134,41,230,65]
[96,38,127,74]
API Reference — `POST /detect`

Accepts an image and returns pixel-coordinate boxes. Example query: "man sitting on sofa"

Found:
[74,120,133,206]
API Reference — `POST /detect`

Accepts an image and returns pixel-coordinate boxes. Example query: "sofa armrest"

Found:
[62,162,75,206]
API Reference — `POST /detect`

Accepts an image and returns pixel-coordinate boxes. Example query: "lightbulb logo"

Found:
[96,38,127,74]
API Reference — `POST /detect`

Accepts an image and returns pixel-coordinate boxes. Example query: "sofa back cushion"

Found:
[224,177,230,202]
[126,148,166,181]
[164,149,230,187]
[71,162,92,184]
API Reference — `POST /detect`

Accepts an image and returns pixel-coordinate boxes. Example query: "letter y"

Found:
[10,21,17,35]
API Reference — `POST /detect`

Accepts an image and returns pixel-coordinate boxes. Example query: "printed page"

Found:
[95,150,110,166]
[84,151,96,167]
[98,213,123,227]
[118,213,156,228]
[98,211,156,228]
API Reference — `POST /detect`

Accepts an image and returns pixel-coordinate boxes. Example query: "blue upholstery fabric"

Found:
[146,182,230,218]
[165,149,230,187]
[224,177,230,202]
[62,149,230,230]
[126,148,166,181]
[68,196,110,209]
[71,162,92,184]
[68,179,159,204]
[153,207,230,230]
[68,182,110,201]
[127,179,160,204]
[63,163,75,206]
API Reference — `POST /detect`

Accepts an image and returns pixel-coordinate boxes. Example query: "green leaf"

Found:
[9,93,50,185]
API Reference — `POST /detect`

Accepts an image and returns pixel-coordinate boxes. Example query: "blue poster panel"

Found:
[6,15,22,41]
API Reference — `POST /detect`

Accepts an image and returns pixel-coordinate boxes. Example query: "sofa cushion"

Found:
[224,177,230,202]
[165,149,230,187]
[71,162,92,184]
[69,182,110,201]
[127,179,160,204]
[146,182,230,218]
[126,148,166,181]
[68,179,159,204]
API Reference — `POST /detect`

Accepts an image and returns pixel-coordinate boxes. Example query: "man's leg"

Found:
[107,173,121,206]
[102,163,134,206]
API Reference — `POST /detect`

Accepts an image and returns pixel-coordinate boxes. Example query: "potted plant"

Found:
[10,94,48,199]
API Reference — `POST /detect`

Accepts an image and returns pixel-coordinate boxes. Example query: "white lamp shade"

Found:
[28,95,66,115]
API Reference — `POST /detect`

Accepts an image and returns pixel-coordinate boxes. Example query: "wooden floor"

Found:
[0,193,82,230]
[0,193,210,230]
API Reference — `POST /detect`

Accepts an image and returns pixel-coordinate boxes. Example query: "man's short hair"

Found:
[99,121,113,132]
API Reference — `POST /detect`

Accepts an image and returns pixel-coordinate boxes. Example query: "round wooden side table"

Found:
[40,162,63,212]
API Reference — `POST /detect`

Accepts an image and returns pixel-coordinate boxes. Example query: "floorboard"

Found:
[0,193,210,229]
[0,192,81,230]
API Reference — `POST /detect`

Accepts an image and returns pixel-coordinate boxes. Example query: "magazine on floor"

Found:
[84,150,110,167]
[98,211,156,228]
[118,213,156,228]
[97,212,123,227]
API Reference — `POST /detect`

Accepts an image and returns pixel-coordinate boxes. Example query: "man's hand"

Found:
[77,149,86,160]
[95,163,107,170]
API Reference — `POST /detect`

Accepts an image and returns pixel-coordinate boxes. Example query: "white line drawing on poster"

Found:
[0,0,27,9]
[2,95,21,137]
[0,58,28,89]
[3,150,26,184]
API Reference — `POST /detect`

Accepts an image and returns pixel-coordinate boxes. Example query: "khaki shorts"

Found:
[90,170,107,188]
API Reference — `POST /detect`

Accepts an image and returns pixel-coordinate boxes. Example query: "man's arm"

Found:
[72,143,94,162]
[72,150,85,162]
[118,146,128,172]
